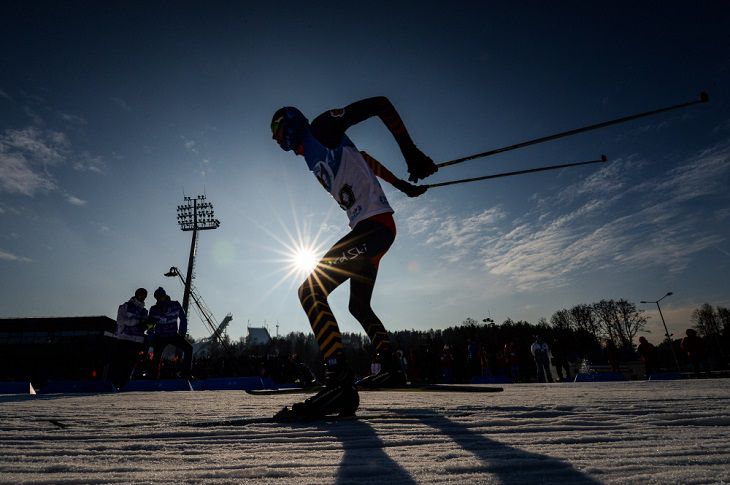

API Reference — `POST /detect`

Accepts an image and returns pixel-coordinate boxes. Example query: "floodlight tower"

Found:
[176,195,220,315]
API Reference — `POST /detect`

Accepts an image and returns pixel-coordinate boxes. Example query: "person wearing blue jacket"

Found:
[148,287,192,379]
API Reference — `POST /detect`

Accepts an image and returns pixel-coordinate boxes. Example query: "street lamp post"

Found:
[640,292,681,373]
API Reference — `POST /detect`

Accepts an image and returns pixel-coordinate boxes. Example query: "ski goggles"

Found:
[271,115,285,135]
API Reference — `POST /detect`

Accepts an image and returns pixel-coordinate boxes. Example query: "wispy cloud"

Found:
[424,207,506,263]
[59,112,87,126]
[0,124,105,198]
[110,97,131,112]
[65,195,87,206]
[0,88,12,101]
[712,118,730,134]
[0,248,32,263]
[637,142,730,203]
[182,136,198,154]
[181,130,218,176]
[0,127,67,195]
[72,152,106,173]
[403,141,730,291]
[0,203,21,215]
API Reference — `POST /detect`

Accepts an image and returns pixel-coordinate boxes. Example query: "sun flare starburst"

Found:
[245,202,341,301]
[288,244,320,278]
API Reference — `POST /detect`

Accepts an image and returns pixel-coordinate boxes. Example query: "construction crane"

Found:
[164,266,235,356]
[192,314,233,356]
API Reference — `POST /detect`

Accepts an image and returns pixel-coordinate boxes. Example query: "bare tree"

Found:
[691,303,721,337]
[591,299,620,345]
[550,309,572,331]
[570,304,599,336]
[589,299,646,349]
[613,299,647,348]
[462,317,479,327]
[718,307,730,337]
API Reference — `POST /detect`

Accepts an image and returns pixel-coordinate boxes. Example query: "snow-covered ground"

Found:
[1,379,729,484]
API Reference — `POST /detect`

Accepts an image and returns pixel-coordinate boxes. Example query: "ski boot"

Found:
[275,353,359,421]
[356,350,408,389]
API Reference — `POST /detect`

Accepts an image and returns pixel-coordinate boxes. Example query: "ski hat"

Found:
[134,288,147,300]
[153,287,167,299]
[271,106,309,151]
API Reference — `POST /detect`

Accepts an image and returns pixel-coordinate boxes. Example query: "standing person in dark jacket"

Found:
[603,339,620,373]
[503,341,520,382]
[466,339,480,379]
[113,288,150,388]
[550,335,572,382]
[680,328,710,377]
[439,344,454,383]
[637,336,657,378]
[149,287,192,379]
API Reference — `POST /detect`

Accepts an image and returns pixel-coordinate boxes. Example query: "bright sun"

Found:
[290,245,319,275]
[253,206,334,296]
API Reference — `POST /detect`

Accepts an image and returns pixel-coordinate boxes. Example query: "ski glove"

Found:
[403,144,437,182]
[393,178,428,197]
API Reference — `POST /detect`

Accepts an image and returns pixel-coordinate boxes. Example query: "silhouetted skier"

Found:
[270,97,436,419]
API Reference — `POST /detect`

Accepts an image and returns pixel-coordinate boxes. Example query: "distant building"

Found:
[0,316,117,388]
[247,327,271,347]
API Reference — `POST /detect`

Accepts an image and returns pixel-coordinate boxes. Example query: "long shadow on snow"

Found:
[318,408,599,484]
[316,418,417,485]
[401,409,601,485]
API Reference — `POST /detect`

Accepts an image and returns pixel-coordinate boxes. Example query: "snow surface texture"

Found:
[1,380,729,484]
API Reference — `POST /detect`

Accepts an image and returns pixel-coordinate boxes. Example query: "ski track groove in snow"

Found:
[1,380,729,484]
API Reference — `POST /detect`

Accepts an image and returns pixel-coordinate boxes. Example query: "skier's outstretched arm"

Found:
[360,151,427,197]
[313,96,438,182]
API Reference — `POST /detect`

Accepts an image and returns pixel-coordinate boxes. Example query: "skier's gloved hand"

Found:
[392,178,428,197]
[403,144,437,182]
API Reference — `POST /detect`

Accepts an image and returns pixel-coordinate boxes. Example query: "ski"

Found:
[246,383,503,395]
[240,386,332,396]
[361,383,503,393]
[188,411,475,427]
[246,386,323,395]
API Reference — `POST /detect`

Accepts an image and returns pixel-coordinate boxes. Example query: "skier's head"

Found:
[134,288,147,301]
[153,287,167,301]
[271,106,309,154]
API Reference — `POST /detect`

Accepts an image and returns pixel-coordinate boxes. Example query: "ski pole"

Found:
[425,155,608,188]
[438,92,709,169]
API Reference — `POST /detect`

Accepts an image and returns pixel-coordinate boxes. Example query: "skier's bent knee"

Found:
[298,281,325,307]
[348,301,375,322]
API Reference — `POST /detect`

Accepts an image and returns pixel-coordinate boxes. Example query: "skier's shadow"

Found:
[323,409,601,484]
[318,418,417,485]
[401,409,601,484]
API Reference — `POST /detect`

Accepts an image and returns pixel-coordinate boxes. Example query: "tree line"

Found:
[189,300,729,383]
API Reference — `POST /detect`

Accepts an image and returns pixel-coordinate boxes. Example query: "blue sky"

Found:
[1,1,729,343]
